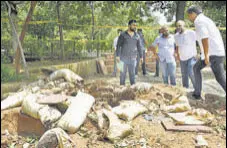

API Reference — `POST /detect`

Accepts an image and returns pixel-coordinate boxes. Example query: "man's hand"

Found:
[116,57,120,63]
[140,58,143,63]
[154,53,159,61]
[204,55,209,65]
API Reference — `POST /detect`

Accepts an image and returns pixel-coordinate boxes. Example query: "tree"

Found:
[14,1,37,74]
[57,1,64,61]
[176,1,186,22]
[5,1,29,77]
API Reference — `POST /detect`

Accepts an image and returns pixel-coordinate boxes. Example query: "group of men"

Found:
[112,6,226,100]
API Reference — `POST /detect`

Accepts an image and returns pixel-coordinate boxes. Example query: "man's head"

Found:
[187,5,202,22]
[128,19,137,32]
[176,20,185,33]
[159,27,165,36]
[161,26,169,37]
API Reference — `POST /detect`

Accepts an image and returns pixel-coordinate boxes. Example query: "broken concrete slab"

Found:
[167,112,205,125]
[18,112,46,137]
[161,120,212,133]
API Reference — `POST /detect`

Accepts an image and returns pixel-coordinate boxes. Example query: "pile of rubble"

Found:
[1,68,224,147]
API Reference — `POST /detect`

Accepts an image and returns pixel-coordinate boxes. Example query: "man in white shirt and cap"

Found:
[187,5,226,99]
[175,20,197,89]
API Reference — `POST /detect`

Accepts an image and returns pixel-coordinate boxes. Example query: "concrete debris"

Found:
[195,135,208,148]
[36,128,75,148]
[164,96,191,113]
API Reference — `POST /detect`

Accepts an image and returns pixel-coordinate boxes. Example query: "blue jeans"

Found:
[180,57,196,88]
[160,61,176,85]
[120,58,137,85]
[155,59,159,76]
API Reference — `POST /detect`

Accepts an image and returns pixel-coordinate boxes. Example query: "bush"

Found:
[1,64,25,83]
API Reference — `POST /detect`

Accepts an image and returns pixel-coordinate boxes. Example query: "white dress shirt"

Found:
[194,14,225,60]
[152,35,175,63]
[175,30,197,61]
[113,36,119,50]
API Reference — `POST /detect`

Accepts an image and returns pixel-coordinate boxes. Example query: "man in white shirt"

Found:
[149,26,176,86]
[175,20,197,89]
[112,29,122,77]
[187,6,226,99]
[153,28,164,77]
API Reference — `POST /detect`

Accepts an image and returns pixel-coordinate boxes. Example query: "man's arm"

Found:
[137,38,143,59]
[116,35,123,57]
[175,46,180,61]
[202,38,209,65]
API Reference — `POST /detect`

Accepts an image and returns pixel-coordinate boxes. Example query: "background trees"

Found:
[1,1,226,64]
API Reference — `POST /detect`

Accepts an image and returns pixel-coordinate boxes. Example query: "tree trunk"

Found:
[14,1,37,74]
[90,1,95,52]
[176,1,186,23]
[5,1,30,78]
[57,1,64,61]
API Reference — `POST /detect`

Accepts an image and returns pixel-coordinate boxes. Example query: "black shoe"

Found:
[192,93,202,100]
[154,74,159,77]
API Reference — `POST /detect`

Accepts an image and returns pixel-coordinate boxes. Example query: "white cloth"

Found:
[174,30,197,61]
[152,35,175,63]
[194,14,225,60]
[113,36,119,50]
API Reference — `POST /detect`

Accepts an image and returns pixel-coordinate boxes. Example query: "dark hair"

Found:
[128,19,137,25]
[187,5,202,15]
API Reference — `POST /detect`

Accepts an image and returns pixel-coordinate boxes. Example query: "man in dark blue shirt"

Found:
[116,19,143,85]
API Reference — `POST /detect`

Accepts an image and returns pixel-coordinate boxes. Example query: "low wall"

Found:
[1,58,99,96]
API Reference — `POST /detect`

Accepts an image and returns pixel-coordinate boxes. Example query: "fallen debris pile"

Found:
[1,70,226,147]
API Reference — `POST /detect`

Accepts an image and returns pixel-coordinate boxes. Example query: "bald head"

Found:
[176,20,185,34]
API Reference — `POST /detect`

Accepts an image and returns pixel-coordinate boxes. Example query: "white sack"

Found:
[57,91,95,133]
[21,94,46,119]
[131,82,152,93]
[103,109,132,143]
[38,106,62,129]
[49,69,83,85]
[1,90,31,111]
[112,100,148,121]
